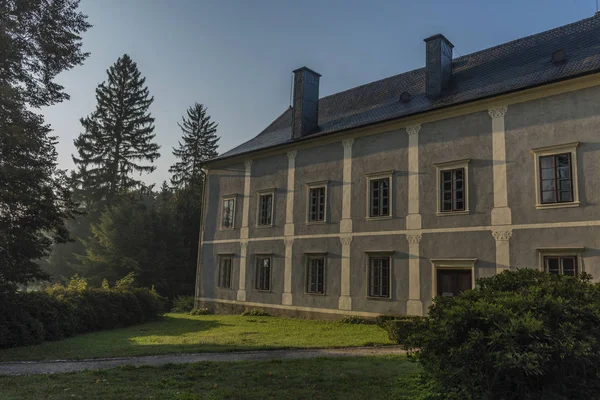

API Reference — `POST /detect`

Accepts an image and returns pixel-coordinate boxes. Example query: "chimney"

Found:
[424,34,454,97]
[292,67,321,139]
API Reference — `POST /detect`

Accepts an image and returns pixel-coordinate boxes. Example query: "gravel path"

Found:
[0,346,405,376]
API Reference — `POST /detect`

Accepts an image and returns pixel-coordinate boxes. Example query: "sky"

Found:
[43,0,597,186]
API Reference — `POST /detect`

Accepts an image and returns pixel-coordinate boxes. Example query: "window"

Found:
[306,182,327,223]
[221,197,235,229]
[532,142,579,209]
[435,159,470,215]
[255,256,271,291]
[257,191,274,226]
[218,256,233,288]
[306,255,325,294]
[367,173,392,218]
[368,256,391,298]
[544,255,578,276]
[430,258,476,299]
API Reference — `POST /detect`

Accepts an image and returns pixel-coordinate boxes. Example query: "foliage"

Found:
[189,308,211,316]
[338,315,370,325]
[171,295,195,312]
[375,314,398,329]
[384,316,425,345]
[73,54,159,207]
[0,275,164,349]
[406,269,600,400]
[241,308,271,317]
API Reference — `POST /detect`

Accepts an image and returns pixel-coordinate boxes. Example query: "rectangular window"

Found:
[258,193,273,226]
[368,256,390,298]
[539,153,573,204]
[369,177,390,217]
[306,255,325,294]
[440,168,465,212]
[544,255,578,276]
[221,198,235,228]
[255,256,271,291]
[308,186,326,222]
[218,256,233,288]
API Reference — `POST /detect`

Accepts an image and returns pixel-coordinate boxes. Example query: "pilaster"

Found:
[406,125,422,230]
[237,241,249,301]
[284,151,297,237]
[338,236,353,310]
[340,139,354,233]
[282,238,294,305]
[488,107,512,226]
[492,229,512,274]
[240,159,253,239]
[406,234,423,316]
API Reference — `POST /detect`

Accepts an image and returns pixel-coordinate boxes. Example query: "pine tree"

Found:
[169,103,219,190]
[0,0,90,289]
[73,54,160,206]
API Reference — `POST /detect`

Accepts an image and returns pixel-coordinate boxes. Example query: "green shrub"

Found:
[171,295,195,313]
[189,308,211,316]
[385,316,425,344]
[406,269,600,400]
[241,308,270,317]
[338,315,370,324]
[375,314,398,329]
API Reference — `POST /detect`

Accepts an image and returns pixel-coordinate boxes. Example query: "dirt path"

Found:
[0,346,405,376]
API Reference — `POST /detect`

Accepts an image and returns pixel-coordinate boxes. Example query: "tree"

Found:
[0,0,90,289]
[73,54,160,207]
[169,103,219,190]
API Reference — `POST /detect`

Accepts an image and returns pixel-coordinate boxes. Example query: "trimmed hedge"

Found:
[384,316,425,344]
[0,276,165,349]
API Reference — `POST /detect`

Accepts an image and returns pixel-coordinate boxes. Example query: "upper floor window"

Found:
[435,159,470,215]
[221,197,236,229]
[218,255,233,289]
[537,248,583,277]
[257,190,274,226]
[306,254,325,294]
[368,255,391,298]
[255,255,272,291]
[306,181,327,223]
[367,172,392,218]
[532,142,579,209]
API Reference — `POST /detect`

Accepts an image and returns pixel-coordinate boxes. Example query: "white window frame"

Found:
[304,253,327,295]
[305,180,328,224]
[366,252,393,300]
[220,195,237,230]
[537,247,584,275]
[254,254,273,291]
[434,159,470,216]
[430,258,477,299]
[256,189,275,227]
[531,142,580,209]
[217,254,234,289]
[366,171,394,220]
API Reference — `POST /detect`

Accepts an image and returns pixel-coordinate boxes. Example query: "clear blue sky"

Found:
[44,0,596,186]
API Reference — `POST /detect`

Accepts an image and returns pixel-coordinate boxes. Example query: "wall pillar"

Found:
[492,230,512,273]
[488,107,512,226]
[282,238,294,305]
[406,234,423,316]
[406,125,422,230]
[284,151,297,236]
[340,139,354,233]
[237,241,248,301]
[338,236,352,310]
[240,159,253,239]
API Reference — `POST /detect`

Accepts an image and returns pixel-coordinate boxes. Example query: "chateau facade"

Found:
[196,15,600,318]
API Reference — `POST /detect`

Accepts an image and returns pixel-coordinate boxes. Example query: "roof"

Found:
[214,14,600,163]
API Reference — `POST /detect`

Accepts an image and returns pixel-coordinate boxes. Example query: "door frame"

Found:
[430,258,477,299]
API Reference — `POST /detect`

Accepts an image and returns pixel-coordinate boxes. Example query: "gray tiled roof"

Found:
[215,14,600,162]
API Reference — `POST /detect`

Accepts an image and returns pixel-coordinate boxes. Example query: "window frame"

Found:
[254,254,273,291]
[305,181,328,224]
[256,189,276,227]
[305,253,327,295]
[366,171,394,220]
[430,258,477,299]
[217,254,234,289]
[537,247,584,276]
[366,252,393,300]
[220,195,237,230]
[531,142,580,209]
[434,159,470,216]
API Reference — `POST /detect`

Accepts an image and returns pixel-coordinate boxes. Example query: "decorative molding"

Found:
[406,234,422,244]
[342,139,354,149]
[488,106,508,119]
[406,124,421,136]
[240,241,249,251]
[492,230,512,241]
[284,238,295,248]
[340,236,353,246]
[244,159,253,169]
[287,150,297,161]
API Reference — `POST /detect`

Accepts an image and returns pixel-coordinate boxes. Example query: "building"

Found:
[195,15,600,319]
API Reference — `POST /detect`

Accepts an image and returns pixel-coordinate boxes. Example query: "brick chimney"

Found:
[424,34,454,97]
[292,67,321,139]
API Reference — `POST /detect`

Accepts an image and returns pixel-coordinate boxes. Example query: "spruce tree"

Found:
[73,54,160,206]
[0,0,90,289]
[169,103,219,189]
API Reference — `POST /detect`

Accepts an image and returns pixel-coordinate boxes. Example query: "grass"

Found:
[0,313,391,362]
[0,356,424,400]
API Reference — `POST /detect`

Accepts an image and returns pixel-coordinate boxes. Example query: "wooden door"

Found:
[437,269,472,297]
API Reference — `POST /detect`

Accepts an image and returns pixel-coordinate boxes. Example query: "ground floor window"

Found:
[544,255,578,276]
[306,255,325,294]
[436,269,472,297]
[255,256,271,291]
[368,256,391,298]
[218,255,233,289]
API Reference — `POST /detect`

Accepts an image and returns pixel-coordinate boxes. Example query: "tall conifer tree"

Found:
[73,54,160,206]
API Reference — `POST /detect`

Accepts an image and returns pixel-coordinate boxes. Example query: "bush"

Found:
[385,316,425,344]
[171,295,195,313]
[241,308,270,317]
[406,269,600,400]
[189,308,211,316]
[375,314,398,329]
[338,315,370,324]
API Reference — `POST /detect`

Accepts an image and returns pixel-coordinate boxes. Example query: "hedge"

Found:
[0,275,165,349]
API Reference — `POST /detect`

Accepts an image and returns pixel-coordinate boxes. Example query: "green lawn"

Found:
[0,313,391,362]
[0,356,424,400]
